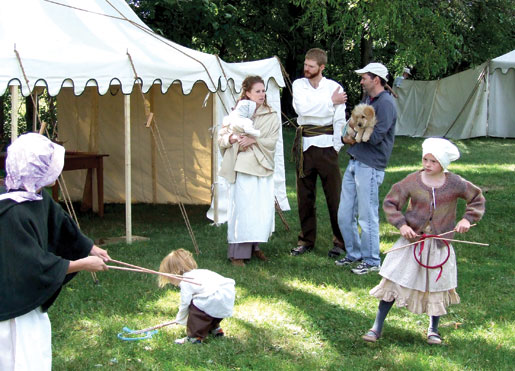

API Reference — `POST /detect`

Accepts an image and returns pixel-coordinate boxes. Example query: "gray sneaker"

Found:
[335,257,355,266]
[351,262,380,275]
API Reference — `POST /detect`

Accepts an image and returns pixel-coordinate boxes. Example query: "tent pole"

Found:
[124,94,132,244]
[424,81,438,136]
[212,93,219,224]
[485,63,490,137]
[10,85,19,142]
[149,88,158,203]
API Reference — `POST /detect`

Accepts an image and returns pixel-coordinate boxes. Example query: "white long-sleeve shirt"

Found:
[176,269,235,325]
[292,77,346,152]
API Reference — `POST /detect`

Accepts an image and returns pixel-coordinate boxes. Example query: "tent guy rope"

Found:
[126,51,200,254]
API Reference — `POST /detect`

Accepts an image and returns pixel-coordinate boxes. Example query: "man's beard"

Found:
[304,68,321,79]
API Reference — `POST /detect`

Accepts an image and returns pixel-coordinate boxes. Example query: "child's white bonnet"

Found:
[422,138,460,172]
[234,100,257,119]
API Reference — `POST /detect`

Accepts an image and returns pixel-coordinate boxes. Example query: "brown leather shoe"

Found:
[252,250,268,261]
[230,258,245,267]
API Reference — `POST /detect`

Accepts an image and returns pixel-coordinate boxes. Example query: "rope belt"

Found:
[292,125,334,178]
[413,234,450,282]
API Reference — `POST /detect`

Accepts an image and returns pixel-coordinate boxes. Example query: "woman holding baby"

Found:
[218,75,280,266]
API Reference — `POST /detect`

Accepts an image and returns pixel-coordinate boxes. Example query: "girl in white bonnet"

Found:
[362,138,485,345]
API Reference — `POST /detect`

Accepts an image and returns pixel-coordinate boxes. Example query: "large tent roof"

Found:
[0,0,285,97]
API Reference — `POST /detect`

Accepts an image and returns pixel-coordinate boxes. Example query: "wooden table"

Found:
[0,151,108,217]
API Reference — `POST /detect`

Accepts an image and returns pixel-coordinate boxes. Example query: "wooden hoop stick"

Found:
[109,258,163,275]
[108,259,200,285]
[107,265,200,285]
[391,224,477,238]
[385,224,479,254]
[385,239,422,254]
[106,266,195,282]
[128,320,177,335]
[431,237,489,246]
[107,265,144,273]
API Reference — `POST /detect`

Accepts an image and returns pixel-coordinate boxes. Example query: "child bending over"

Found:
[159,249,235,344]
[362,138,485,345]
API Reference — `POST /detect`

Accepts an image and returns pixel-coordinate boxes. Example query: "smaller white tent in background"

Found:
[394,49,515,139]
[488,50,515,138]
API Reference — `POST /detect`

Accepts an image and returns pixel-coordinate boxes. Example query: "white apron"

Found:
[0,307,52,371]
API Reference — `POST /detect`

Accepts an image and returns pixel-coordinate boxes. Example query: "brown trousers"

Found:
[186,303,222,339]
[296,146,344,248]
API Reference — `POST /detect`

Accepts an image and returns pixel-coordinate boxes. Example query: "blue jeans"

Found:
[337,159,384,266]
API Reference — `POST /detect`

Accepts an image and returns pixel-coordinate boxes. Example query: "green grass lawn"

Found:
[51,130,514,370]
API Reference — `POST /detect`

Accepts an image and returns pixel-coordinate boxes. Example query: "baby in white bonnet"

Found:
[223,99,260,138]
[218,99,260,183]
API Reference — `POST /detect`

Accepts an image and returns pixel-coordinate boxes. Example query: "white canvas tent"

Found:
[0,0,290,240]
[394,50,515,139]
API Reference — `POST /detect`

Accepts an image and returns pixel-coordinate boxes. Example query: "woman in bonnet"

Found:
[0,133,110,370]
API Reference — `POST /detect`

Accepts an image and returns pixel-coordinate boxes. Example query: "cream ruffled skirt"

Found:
[370,234,461,316]
[370,278,460,316]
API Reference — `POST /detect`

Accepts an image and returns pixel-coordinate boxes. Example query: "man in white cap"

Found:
[290,48,347,258]
[0,133,110,370]
[336,62,397,274]
[394,67,411,87]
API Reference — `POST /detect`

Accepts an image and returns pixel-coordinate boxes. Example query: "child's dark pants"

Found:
[186,303,222,339]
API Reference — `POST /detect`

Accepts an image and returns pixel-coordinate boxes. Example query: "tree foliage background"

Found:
[127,0,514,113]
[1,0,513,148]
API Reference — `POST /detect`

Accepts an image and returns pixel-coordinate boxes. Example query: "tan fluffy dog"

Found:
[344,104,377,143]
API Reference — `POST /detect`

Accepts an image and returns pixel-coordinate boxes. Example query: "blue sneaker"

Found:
[351,262,380,275]
[335,257,355,266]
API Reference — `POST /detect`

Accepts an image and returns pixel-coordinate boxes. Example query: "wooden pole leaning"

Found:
[275,197,290,231]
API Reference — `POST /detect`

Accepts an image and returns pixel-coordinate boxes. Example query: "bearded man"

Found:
[290,48,347,257]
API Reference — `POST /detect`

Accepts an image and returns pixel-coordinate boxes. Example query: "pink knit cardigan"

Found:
[383,170,485,240]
